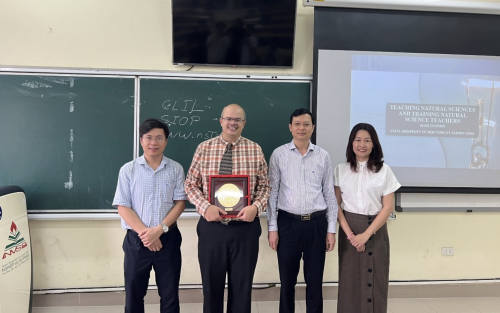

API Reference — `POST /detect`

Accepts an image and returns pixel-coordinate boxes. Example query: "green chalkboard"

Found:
[139,78,311,171]
[0,74,135,211]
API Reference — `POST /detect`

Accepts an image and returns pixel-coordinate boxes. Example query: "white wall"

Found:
[0,0,313,75]
[2,0,500,290]
[29,212,500,289]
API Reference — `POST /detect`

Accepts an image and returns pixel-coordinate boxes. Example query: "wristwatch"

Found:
[160,223,169,233]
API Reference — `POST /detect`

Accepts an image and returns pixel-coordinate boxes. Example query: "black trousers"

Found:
[123,228,182,313]
[197,217,261,313]
[277,212,328,313]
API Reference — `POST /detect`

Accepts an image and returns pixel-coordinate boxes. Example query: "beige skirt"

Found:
[337,210,390,313]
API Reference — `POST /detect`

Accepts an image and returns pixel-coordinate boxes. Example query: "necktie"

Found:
[219,144,233,175]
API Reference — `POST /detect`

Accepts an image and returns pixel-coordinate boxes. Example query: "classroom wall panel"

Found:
[29,213,500,289]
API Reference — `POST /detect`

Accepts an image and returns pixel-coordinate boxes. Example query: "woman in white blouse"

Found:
[334,123,401,313]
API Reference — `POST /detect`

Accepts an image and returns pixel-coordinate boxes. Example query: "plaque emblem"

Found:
[216,183,242,208]
[209,175,250,217]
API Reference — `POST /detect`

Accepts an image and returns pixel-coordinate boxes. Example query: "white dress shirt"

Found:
[267,141,338,233]
[334,161,401,215]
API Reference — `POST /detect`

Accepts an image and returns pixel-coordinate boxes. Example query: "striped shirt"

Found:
[113,155,187,230]
[267,141,338,233]
[184,135,271,221]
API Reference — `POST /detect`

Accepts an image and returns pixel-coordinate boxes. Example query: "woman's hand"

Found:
[349,233,370,250]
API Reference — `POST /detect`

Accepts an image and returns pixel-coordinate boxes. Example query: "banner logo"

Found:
[2,222,27,260]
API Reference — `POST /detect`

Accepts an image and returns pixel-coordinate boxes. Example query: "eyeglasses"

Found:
[142,136,166,142]
[292,122,312,128]
[221,117,245,123]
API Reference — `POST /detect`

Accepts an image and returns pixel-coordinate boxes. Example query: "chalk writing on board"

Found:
[64,171,73,190]
[42,77,75,88]
[67,98,74,188]
[161,115,201,126]
[161,99,204,114]
[169,130,219,140]
[21,81,52,89]
[160,98,219,140]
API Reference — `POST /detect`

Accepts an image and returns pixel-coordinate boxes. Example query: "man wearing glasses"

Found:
[113,118,187,313]
[185,104,271,313]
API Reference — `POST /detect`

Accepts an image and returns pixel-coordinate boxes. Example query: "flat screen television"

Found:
[171,0,297,68]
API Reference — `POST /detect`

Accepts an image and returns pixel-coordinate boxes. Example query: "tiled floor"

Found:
[32,297,500,313]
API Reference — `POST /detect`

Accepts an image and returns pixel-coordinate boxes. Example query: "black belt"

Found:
[127,221,177,235]
[279,209,326,221]
[218,220,246,226]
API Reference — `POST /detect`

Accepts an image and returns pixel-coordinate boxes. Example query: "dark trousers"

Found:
[123,228,182,313]
[197,217,261,313]
[277,212,328,313]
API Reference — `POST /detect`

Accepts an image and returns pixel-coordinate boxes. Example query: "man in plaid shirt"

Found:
[185,104,271,313]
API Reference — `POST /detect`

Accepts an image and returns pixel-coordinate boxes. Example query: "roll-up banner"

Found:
[0,186,32,313]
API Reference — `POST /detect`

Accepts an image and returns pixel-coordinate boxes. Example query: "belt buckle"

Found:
[301,214,311,221]
[220,221,229,226]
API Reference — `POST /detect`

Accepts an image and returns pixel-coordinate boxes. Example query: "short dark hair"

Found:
[346,123,384,173]
[289,108,315,125]
[139,118,170,138]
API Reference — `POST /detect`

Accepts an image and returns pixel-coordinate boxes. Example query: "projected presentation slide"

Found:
[317,50,500,188]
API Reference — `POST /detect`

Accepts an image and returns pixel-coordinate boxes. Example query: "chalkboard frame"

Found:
[0,68,312,218]
[135,76,312,160]
[0,72,136,213]
[137,76,312,211]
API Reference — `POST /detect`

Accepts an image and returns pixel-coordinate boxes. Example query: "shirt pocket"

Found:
[160,177,175,204]
[308,166,324,187]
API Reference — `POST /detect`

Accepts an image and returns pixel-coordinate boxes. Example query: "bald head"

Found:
[221,104,246,120]
[219,103,247,142]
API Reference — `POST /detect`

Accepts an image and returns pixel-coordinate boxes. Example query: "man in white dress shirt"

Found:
[267,108,338,313]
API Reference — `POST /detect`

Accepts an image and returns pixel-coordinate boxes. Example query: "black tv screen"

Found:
[171,0,297,68]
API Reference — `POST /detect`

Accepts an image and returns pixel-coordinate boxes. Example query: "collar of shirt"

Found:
[219,135,242,148]
[357,160,368,170]
[288,140,315,155]
[137,155,168,171]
